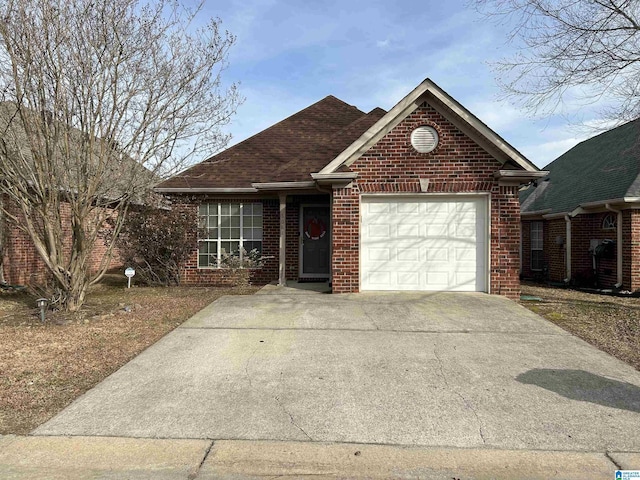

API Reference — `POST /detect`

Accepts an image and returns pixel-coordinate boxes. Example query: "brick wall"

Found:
[332,101,522,299]
[522,211,633,289]
[2,194,123,286]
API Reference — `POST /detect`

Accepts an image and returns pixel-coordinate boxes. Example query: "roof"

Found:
[158,78,540,192]
[157,96,383,190]
[520,119,640,215]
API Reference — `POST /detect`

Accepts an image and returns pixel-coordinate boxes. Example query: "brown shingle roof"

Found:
[157,96,385,189]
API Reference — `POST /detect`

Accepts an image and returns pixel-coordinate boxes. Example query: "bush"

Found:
[119,206,197,286]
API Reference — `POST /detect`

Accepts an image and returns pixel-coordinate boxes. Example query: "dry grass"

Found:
[521,283,640,371]
[0,274,258,434]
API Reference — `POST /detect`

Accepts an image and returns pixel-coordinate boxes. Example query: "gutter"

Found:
[154,187,259,193]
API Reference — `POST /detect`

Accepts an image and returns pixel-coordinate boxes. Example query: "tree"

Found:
[118,206,198,286]
[0,0,240,310]
[474,0,640,121]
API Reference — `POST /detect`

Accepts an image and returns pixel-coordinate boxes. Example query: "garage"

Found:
[360,195,488,292]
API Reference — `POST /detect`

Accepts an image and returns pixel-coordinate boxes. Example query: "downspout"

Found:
[605,204,623,288]
[564,214,571,283]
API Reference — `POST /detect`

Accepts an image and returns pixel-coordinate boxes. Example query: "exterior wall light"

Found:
[36,298,49,323]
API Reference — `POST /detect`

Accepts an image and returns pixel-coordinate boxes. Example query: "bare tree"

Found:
[0,0,240,310]
[474,0,640,121]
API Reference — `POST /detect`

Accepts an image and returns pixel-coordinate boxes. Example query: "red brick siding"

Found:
[624,209,640,291]
[332,102,521,299]
[546,219,566,282]
[2,194,123,286]
[522,211,634,289]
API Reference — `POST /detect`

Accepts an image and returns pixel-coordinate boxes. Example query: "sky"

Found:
[198,0,608,169]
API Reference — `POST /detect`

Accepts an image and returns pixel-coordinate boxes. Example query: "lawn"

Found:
[521,283,640,371]
[0,274,257,434]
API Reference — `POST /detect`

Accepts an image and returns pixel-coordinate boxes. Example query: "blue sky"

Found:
[201,0,605,168]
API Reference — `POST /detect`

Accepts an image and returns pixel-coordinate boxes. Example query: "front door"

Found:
[300,205,330,278]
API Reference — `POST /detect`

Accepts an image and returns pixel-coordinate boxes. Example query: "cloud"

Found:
[376,38,390,48]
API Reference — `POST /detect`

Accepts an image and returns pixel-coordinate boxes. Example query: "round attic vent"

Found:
[410,126,439,153]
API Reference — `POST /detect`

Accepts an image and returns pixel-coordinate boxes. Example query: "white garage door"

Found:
[361,196,488,292]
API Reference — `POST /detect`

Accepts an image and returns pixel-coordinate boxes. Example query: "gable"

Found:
[349,101,503,187]
[320,78,539,175]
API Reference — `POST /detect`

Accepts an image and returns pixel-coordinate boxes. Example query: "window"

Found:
[198,202,263,268]
[602,213,616,230]
[531,221,544,271]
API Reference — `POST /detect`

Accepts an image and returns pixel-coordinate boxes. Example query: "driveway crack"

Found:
[361,304,380,330]
[433,344,486,445]
[274,394,313,441]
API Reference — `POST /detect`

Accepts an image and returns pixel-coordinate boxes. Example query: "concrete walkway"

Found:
[2,289,640,478]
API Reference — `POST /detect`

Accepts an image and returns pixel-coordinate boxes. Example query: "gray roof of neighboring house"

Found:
[520,119,640,214]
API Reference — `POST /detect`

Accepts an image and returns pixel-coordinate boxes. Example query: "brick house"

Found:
[156,78,544,299]
[520,119,640,290]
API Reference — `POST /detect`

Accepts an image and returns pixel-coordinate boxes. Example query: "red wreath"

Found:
[304,217,327,240]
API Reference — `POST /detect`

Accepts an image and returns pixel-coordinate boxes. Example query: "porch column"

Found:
[278,192,286,286]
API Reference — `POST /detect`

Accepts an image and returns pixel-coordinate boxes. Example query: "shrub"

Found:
[119,206,197,286]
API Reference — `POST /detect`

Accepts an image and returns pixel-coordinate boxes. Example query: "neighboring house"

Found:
[520,119,640,290]
[156,78,544,299]
[0,102,154,286]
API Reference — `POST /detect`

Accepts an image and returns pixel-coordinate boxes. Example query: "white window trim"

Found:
[198,202,262,269]
[602,213,617,230]
[530,221,544,272]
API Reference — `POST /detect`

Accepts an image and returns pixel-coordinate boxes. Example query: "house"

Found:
[156,78,544,299]
[520,119,640,290]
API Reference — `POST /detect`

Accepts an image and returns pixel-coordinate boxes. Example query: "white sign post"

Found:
[124,267,136,288]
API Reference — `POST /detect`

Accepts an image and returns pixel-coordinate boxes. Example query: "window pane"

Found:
[253,215,262,228]
[220,216,230,228]
[230,227,240,239]
[243,241,262,255]
[243,204,253,216]
[252,203,262,216]
[220,227,231,239]
[207,215,218,229]
[206,228,217,239]
[252,228,262,240]
[221,241,240,256]
[199,204,208,216]
[230,204,240,216]
[243,227,252,239]
[230,215,240,227]
[531,250,544,271]
[220,203,229,216]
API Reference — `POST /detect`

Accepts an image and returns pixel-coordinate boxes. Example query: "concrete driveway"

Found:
[34,288,640,453]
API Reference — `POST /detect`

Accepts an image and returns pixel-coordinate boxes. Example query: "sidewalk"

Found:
[1,435,637,479]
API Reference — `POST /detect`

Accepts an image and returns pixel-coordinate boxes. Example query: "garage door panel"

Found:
[397,224,420,237]
[361,196,487,292]
[397,248,419,261]
[367,224,390,238]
